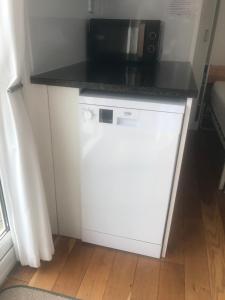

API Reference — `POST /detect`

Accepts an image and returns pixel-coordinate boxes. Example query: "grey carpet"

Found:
[0,286,77,300]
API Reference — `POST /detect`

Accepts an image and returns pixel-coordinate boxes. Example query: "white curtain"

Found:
[0,0,54,267]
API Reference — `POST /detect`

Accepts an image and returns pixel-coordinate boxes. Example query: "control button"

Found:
[83,109,94,120]
[148,32,157,40]
[147,45,156,54]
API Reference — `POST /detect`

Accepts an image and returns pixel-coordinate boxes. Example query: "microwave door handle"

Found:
[126,23,132,55]
[137,23,145,59]
[130,23,139,56]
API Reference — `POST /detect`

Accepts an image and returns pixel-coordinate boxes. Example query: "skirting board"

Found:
[82,229,161,258]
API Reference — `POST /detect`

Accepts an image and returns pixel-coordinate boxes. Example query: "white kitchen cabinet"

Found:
[29,84,192,257]
[48,86,81,238]
[23,83,58,233]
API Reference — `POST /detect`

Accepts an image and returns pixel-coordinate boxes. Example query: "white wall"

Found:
[27,0,204,75]
[100,0,203,62]
[210,0,225,65]
[27,0,90,74]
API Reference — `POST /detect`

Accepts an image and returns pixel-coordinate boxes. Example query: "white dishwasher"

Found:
[79,92,185,258]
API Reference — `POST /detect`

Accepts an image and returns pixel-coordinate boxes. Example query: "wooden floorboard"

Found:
[196,131,225,300]
[131,257,160,300]
[183,155,211,299]
[184,216,211,300]
[76,247,115,300]
[2,130,225,300]
[9,265,36,284]
[29,236,75,290]
[52,241,95,297]
[102,252,137,300]
[158,261,185,300]
[201,198,225,299]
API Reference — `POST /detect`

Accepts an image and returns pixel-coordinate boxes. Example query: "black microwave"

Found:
[87,19,161,64]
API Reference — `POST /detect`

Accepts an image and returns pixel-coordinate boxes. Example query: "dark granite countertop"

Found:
[31,61,198,99]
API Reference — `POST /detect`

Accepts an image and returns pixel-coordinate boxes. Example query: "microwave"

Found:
[88,19,161,64]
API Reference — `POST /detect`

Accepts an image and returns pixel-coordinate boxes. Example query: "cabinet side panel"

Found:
[23,83,58,233]
[48,86,81,238]
[162,98,193,257]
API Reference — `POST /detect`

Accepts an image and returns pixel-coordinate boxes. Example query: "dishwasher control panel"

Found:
[81,104,139,128]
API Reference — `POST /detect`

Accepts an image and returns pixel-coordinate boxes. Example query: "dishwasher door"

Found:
[79,102,184,257]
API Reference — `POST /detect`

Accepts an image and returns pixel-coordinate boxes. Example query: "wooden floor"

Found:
[2,130,225,300]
